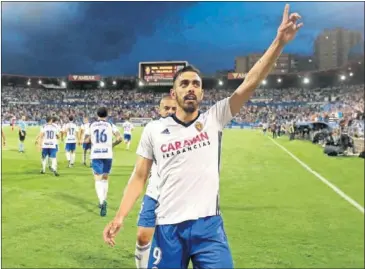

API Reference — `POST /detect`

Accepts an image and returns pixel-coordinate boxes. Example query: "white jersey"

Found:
[123,121,134,135]
[136,97,233,225]
[63,122,79,144]
[87,120,119,159]
[80,123,91,141]
[41,124,59,149]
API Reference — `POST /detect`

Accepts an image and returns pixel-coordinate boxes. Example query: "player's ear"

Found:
[200,88,204,100]
[170,88,177,100]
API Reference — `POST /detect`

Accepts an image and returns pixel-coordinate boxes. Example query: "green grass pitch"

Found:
[1,127,364,268]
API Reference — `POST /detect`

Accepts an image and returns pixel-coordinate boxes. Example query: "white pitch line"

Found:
[268,137,364,214]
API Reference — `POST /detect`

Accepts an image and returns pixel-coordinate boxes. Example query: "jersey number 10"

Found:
[46,131,55,139]
[94,129,107,143]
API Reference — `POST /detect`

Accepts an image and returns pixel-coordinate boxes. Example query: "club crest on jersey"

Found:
[195,121,203,132]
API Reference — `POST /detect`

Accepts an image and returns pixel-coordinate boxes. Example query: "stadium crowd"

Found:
[1,84,364,137]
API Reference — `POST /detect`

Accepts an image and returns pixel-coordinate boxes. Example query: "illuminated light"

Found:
[112,81,116,85]
[218,80,223,86]
[277,78,282,83]
[308,59,312,63]
[349,72,354,77]
[61,81,66,87]
[340,75,346,81]
[303,78,310,84]
[261,80,267,85]
[27,80,31,86]
[100,81,105,87]
[38,80,42,84]
[139,81,144,87]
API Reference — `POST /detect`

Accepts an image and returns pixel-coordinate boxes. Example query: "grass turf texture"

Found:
[1,127,364,268]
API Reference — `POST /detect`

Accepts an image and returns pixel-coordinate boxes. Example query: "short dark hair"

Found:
[52,116,58,123]
[46,116,53,123]
[172,65,201,85]
[97,107,108,118]
[68,115,74,121]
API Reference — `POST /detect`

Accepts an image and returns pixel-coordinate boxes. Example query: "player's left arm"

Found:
[112,125,122,147]
[61,127,67,141]
[229,4,302,116]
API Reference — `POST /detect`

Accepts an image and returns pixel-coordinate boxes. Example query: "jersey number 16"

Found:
[94,129,107,143]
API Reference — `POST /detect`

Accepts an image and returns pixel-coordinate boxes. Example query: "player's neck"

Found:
[175,107,199,123]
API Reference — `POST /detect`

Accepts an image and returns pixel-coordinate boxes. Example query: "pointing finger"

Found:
[282,4,290,23]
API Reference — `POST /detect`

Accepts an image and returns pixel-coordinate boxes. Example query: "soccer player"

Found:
[134,95,177,268]
[35,117,59,171]
[62,115,79,168]
[51,116,62,169]
[262,122,268,135]
[18,116,27,153]
[122,118,134,151]
[37,116,60,176]
[11,116,16,131]
[79,117,91,166]
[84,107,122,216]
[104,5,302,268]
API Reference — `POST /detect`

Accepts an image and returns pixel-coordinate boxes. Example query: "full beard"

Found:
[177,96,198,113]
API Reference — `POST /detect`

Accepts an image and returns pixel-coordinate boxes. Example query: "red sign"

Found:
[227,73,247,80]
[68,75,101,81]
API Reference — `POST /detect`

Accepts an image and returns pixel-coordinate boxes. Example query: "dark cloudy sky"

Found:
[2,1,364,77]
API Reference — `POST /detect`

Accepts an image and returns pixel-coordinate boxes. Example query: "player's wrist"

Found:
[114,214,125,224]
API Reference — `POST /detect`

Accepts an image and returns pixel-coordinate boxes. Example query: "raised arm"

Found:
[229,4,303,116]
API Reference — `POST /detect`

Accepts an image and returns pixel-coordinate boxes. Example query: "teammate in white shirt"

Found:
[79,117,91,166]
[262,122,268,135]
[62,115,79,168]
[134,95,177,269]
[84,107,122,217]
[35,116,61,171]
[104,6,302,267]
[37,116,60,176]
[122,119,134,150]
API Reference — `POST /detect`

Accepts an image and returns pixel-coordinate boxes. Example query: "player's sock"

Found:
[95,180,105,205]
[51,158,57,172]
[135,242,151,269]
[66,152,71,162]
[102,179,109,201]
[127,142,130,150]
[71,152,76,165]
[41,158,47,172]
